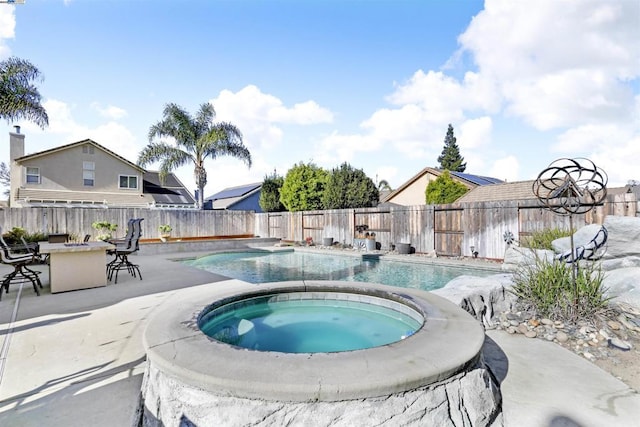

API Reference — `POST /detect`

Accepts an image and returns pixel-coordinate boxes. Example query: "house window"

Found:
[83,161,95,186]
[119,175,138,190]
[26,167,40,184]
[82,145,95,154]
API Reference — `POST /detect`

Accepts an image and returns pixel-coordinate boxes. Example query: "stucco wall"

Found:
[19,143,143,193]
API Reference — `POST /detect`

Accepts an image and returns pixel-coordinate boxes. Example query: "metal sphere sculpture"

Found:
[532,158,608,215]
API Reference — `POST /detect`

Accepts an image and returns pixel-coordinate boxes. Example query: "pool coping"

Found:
[143,280,485,402]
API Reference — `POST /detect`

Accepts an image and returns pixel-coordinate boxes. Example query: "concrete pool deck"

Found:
[1,251,639,426]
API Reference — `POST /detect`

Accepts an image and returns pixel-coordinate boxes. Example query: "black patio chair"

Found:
[106,218,136,271]
[0,228,43,300]
[107,218,144,284]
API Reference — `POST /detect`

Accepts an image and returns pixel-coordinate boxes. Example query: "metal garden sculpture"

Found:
[532,158,608,284]
[532,157,608,216]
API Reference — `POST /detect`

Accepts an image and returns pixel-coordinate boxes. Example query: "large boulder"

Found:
[553,224,608,262]
[552,224,603,254]
[603,267,640,309]
[501,246,555,271]
[433,274,516,328]
[602,216,640,259]
[601,256,640,271]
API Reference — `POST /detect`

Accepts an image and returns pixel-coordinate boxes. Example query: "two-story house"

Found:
[8,128,196,208]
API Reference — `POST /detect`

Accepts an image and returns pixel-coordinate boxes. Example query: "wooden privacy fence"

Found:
[255,192,639,260]
[2,192,637,259]
[0,207,255,241]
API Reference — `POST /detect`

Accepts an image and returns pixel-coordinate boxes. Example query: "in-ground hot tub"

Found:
[199,291,423,353]
[141,280,502,426]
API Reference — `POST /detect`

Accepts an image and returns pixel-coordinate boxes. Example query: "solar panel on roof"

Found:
[207,183,261,200]
[450,172,503,186]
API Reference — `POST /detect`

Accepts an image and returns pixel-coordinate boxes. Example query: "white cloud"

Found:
[458,0,640,131]
[488,155,519,183]
[388,70,500,116]
[19,99,139,162]
[554,117,640,186]
[458,117,492,150]
[0,6,16,58]
[315,132,379,166]
[269,100,333,124]
[211,85,333,151]
[90,102,127,120]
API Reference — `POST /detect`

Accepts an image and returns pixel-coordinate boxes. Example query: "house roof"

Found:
[381,167,503,203]
[15,139,146,173]
[143,171,196,206]
[455,180,536,203]
[205,182,262,210]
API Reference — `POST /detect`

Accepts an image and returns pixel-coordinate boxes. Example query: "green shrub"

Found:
[27,232,47,243]
[522,228,574,250]
[425,170,468,204]
[511,255,610,321]
[3,227,27,244]
[2,227,47,244]
[280,162,328,212]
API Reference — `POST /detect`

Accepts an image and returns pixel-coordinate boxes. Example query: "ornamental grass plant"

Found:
[511,254,611,322]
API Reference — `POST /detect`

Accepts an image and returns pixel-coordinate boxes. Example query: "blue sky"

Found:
[1,0,639,198]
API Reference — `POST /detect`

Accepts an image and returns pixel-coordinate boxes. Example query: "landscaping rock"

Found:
[556,331,569,343]
[608,338,632,351]
[603,267,640,310]
[601,255,640,271]
[552,224,604,254]
[602,216,640,260]
[432,274,516,328]
[501,246,554,271]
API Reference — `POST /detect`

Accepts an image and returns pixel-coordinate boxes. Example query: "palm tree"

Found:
[0,57,49,128]
[377,179,392,192]
[138,102,252,209]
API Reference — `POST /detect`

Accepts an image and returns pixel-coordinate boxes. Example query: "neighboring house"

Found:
[8,129,195,208]
[381,167,503,206]
[204,182,262,212]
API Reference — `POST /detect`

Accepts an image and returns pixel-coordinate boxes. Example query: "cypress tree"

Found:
[437,124,466,172]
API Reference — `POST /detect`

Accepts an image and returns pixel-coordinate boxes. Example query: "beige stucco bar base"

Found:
[39,242,115,293]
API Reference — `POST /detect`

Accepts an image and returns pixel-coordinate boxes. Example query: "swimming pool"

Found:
[182,250,497,291]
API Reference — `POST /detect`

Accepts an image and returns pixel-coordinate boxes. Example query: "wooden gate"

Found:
[434,207,463,256]
[267,213,283,238]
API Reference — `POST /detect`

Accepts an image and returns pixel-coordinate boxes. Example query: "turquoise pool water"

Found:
[183,251,496,291]
[199,292,423,353]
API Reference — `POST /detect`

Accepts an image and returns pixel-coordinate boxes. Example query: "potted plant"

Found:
[158,224,172,242]
[355,224,369,238]
[365,231,376,251]
[92,221,118,241]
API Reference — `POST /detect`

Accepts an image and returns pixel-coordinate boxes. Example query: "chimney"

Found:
[9,127,25,205]
[10,126,25,161]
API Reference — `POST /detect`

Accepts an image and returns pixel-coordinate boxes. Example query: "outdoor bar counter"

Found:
[39,241,115,293]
